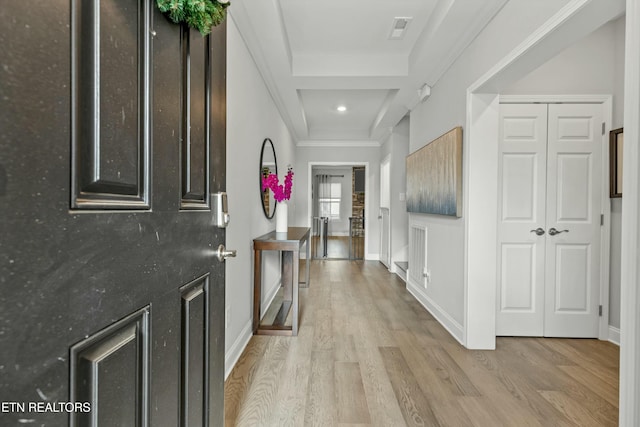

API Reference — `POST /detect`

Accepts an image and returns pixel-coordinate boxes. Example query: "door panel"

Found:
[500,243,536,311]
[180,275,210,427]
[0,2,226,426]
[554,244,590,311]
[496,104,548,336]
[544,103,601,337]
[71,0,151,208]
[70,307,150,426]
[181,28,210,208]
[555,154,592,221]
[501,154,538,221]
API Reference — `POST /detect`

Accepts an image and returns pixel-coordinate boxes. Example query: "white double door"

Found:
[497,103,603,337]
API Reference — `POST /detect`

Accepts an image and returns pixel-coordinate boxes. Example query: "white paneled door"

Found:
[544,104,602,337]
[497,103,603,337]
[497,104,548,336]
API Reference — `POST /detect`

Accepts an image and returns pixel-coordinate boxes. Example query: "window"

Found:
[318,182,341,219]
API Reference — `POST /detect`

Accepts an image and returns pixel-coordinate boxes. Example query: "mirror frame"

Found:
[259,138,278,219]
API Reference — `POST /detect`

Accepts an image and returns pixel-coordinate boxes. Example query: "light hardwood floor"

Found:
[224,261,619,426]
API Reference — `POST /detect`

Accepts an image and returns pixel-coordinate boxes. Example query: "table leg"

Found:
[292,249,299,336]
[282,251,293,301]
[253,248,262,334]
[305,238,310,287]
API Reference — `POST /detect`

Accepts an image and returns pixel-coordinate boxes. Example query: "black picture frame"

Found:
[610,127,623,198]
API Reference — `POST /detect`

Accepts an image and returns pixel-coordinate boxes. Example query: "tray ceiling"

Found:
[230,0,507,143]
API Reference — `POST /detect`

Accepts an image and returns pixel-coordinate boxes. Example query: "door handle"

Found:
[548,228,569,236]
[530,227,545,236]
[216,244,237,262]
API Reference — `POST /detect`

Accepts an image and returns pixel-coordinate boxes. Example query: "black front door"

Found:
[0,1,226,425]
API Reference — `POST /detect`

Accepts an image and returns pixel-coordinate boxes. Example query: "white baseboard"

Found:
[329,231,349,237]
[224,320,253,380]
[609,325,620,346]
[395,268,407,283]
[365,253,379,261]
[407,282,464,345]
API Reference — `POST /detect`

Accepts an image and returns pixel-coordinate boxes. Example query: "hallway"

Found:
[224,261,619,426]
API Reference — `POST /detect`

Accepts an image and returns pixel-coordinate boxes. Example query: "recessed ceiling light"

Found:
[337,105,347,112]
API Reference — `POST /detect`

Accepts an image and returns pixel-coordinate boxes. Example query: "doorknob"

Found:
[216,244,237,262]
[530,228,545,236]
[548,228,569,236]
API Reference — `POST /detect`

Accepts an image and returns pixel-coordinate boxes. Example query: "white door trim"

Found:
[500,95,612,341]
[500,94,613,104]
[620,0,640,424]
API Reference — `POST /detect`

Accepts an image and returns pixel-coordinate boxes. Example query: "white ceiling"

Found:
[230,0,508,144]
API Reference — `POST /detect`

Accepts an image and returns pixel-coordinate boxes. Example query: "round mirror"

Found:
[260,138,278,219]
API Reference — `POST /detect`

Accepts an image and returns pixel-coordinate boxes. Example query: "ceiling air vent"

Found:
[389,17,412,40]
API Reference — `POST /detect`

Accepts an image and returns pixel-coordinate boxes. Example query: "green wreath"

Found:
[157,0,230,36]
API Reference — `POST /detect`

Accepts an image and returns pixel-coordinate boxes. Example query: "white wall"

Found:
[225,13,296,376]
[409,0,574,342]
[504,16,626,330]
[295,144,381,259]
[504,17,624,94]
[410,0,573,152]
[381,116,410,271]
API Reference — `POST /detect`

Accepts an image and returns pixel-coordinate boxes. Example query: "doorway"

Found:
[310,164,366,260]
[496,101,607,337]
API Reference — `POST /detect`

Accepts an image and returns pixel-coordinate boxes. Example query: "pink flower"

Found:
[262,167,294,202]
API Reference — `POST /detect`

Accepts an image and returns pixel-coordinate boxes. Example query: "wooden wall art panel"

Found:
[406,127,463,217]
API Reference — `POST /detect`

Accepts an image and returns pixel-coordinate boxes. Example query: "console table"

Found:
[253,227,310,336]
